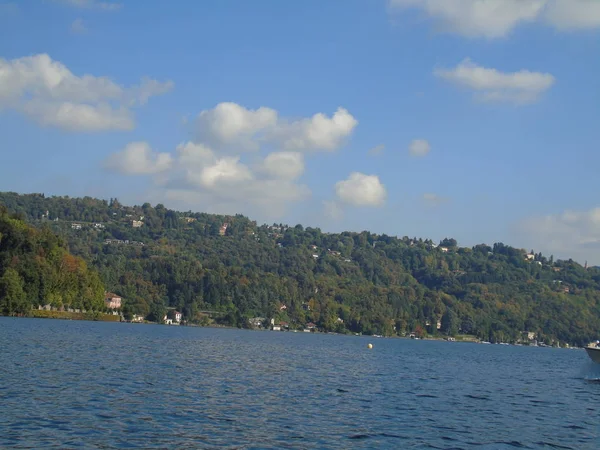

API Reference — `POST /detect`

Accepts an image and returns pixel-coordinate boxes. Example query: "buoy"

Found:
[367,343,373,349]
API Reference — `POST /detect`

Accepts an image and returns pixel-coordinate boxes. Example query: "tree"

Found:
[440,309,459,336]
[0,268,28,316]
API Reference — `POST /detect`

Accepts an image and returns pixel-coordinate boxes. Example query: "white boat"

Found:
[584,341,600,363]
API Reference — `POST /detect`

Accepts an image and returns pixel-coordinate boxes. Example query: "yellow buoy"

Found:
[367,343,373,349]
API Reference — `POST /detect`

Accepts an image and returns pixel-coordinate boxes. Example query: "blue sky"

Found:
[1,0,599,263]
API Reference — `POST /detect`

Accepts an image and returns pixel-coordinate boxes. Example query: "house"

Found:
[306,322,316,330]
[132,220,143,228]
[279,304,287,311]
[71,223,82,230]
[310,245,318,250]
[525,253,535,261]
[312,254,319,259]
[93,223,105,229]
[440,247,448,253]
[526,331,536,341]
[219,222,229,236]
[163,311,182,325]
[104,293,122,309]
[272,325,281,331]
[131,314,145,323]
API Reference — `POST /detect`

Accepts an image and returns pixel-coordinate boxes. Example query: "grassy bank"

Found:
[30,310,121,322]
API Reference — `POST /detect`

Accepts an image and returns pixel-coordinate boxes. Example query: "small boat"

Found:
[584,341,600,364]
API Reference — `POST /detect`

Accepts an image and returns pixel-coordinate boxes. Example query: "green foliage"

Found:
[1,192,599,346]
[0,202,105,315]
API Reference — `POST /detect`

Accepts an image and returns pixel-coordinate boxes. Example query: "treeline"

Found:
[0,204,105,316]
[1,191,599,346]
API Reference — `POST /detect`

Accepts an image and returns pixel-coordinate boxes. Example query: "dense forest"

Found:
[0,203,105,316]
[1,191,599,346]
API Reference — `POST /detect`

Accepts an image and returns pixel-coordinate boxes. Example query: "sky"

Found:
[0,0,599,264]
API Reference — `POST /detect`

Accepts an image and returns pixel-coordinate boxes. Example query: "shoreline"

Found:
[0,313,581,348]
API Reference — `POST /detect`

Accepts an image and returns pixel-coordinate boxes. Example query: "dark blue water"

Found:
[0,318,599,449]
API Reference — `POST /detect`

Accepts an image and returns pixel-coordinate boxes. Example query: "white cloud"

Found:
[516,207,600,264]
[106,140,311,219]
[192,157,253,188]
[196,102,278,150]
[195,102,357,152]
[22,101,133,132]
[274,107,358,151]
[409,139,431,156]
[56,0,122,11]
[261,152,304,180]
[434,59,555,104]
[0,53,173,131]
[335,172,387,207]
[70,18,87,34]
[545,0,600,30]
[388,0,600,38]
[175,141,216,167]
[368,144,385,156]
[422,192,449,206]
[107,101,356,219]
[104,142,172,175]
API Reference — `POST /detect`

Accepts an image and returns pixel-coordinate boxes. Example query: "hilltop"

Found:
[1,191,599,346]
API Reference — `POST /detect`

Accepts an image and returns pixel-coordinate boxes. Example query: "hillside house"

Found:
[132,220,143,228]
[219,223,229,236]
[104,293,122,309]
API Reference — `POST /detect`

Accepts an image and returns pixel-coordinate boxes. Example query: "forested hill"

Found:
[1,191,599,346]
[0,203,105,316]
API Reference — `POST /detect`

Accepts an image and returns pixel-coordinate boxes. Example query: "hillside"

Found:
[1,191,599,346]
[0,202,105,316]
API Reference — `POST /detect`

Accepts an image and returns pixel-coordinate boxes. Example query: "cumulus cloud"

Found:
[195,102,357,152]
[545,0,600,30]
[0,53,173,131]
[409,139,431,156]
[196,102,278,150]
[388,0,600,38]
[106,101,358,218]
[104,142,172,175]
[55,0,122,11]
[274,107,358,151]
[335,172,387,207]
[106,141,311,219]
[368,144,385,156]
[516,207,600,264]
[260,152,305,180]
[434,58,555,104]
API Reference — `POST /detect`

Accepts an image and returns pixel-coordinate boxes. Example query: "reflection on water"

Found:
[0,317,598,449]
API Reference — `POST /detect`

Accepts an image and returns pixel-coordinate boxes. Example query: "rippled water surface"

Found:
[1,318,599,449]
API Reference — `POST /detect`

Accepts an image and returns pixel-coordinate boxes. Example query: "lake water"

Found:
[0,317,599,449]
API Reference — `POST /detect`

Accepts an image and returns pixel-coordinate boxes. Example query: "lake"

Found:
[0,317,599,449]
